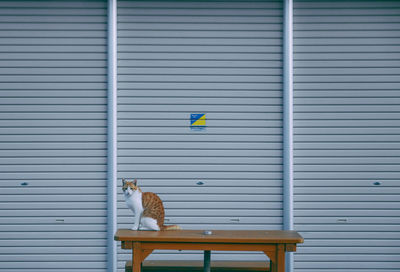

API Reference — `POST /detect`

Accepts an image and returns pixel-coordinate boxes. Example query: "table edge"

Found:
[114,229,304,244]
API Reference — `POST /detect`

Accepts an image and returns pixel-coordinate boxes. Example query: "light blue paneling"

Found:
[294,0,400,271]
[0,0,108,271]
[116,0,283,270]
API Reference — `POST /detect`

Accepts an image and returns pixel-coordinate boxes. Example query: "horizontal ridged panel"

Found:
[117,0,282,269]
[0,0,107,271]
[294,0,400,271]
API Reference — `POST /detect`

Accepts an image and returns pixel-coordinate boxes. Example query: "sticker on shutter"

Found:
[190,113,206,131]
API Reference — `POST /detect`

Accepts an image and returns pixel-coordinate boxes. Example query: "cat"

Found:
[122,178,181,231]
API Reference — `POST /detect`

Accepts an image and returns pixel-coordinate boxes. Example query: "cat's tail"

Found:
[162,225,181,231]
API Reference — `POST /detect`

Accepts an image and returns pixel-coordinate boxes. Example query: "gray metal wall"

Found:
[0,1,108,271]
[1,0,399,271]
[116,0,283,268]
[294,0,400,271]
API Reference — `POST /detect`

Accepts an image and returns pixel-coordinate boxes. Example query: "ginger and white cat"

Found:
[122,178,181,231]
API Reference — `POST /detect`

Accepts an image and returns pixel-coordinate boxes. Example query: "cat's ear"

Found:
[122,178,126,186]
[133,179,138,186]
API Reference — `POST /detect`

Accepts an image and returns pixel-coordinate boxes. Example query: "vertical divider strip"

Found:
[283,0,294,271]
[107,0,118,271]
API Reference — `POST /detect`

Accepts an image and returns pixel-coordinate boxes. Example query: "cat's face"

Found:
[122,179,139,196]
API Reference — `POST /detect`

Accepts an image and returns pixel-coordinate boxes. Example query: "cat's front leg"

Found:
[132,210,142,231]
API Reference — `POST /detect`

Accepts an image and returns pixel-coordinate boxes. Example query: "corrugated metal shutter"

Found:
[0,1,107,271]
[117,0,283,269]
[294,0,400,271]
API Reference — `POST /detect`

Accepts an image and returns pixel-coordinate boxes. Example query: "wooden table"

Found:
[115,229,303,272]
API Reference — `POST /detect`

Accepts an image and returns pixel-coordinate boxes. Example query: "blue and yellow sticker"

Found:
[190,113,206,131]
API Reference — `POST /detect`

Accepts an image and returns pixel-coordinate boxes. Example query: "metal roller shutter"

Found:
[0,1,108,271]
[117,0,283,269]
[294,0,400,271]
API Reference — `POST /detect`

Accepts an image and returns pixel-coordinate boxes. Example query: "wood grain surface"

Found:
[115,229,304,244]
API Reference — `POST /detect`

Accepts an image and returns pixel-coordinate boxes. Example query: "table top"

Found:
[115,229,304,244]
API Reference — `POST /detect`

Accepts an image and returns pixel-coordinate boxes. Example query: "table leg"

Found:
[133,242,142,272]
[276,244,285,272]
[264,245,284,272]
[204,250,211,272]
